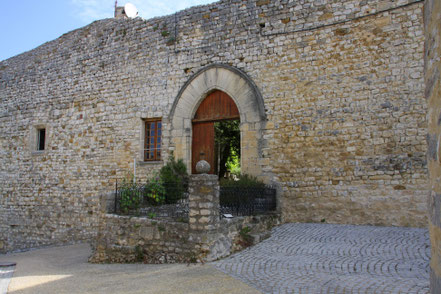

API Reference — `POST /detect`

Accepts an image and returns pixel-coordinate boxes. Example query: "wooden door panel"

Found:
[192,90,240,174]
[193,90,239,122]
[192,122,215,174]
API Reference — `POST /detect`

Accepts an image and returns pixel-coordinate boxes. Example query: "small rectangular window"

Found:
[37,128,46,151]
[144,119,161,161]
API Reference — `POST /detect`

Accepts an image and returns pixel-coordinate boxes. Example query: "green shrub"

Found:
[119,173,140,214]
[239,226,253,247]
[135,245,144,262]
[226,149,240,177]
[144,176,165,205]
[159,155,188,204]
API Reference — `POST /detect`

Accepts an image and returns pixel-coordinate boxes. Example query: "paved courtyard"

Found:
[0,244,258,294]
[213,223,430,294]
[0,223,430,293]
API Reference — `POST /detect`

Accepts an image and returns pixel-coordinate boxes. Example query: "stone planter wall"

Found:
[90,175,280,263]
[89,214,191,263]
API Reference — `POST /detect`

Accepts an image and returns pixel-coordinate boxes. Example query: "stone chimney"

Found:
[114,1,126,19]
[114,6,126,19]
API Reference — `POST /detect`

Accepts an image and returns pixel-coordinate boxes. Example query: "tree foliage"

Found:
[159,155,189,204]
[214,120,240,178]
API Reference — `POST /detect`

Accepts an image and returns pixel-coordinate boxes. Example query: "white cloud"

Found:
[71,0,217,24]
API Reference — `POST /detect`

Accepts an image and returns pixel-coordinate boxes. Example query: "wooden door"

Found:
[192,90,240,174]
[192,122,215,174]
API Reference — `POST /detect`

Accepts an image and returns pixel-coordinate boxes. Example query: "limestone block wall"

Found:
[90,214,192,263]
[424,0,441,292]
[261,0,427,226]
[90,212,278,263]
[0,0,428,252]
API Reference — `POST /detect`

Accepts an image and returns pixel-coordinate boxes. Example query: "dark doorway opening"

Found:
[191,90,240,177]
[214,120,240,178]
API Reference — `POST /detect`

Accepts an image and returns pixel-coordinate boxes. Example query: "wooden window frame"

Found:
[144,118,162,161]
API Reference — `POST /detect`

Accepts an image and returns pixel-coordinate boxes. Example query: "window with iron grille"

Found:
[144,119,162,161]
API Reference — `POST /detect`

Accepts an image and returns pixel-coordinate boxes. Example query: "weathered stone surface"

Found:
[0,0,428,252]
[188,174,220,231]
[195,160,210,174]
[425,0,441,291]
[89,214,193,263]
[90,211,279,263]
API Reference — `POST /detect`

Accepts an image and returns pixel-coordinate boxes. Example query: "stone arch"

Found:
[169,64,266,176]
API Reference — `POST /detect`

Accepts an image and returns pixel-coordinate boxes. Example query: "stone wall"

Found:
[90,214,191,263]
[264,0,427,226]
[0,0,428,252]
[90,212,278,263]
[424,0,441,292]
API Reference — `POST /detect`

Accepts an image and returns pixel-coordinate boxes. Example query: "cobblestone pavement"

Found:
[213,223,430,294]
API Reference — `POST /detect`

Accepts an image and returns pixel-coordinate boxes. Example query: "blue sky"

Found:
[0,0,216,61]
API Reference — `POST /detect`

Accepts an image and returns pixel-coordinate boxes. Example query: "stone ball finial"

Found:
[196,160,211,174]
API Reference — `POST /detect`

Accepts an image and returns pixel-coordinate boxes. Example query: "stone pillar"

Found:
[188,174,220,231]
[425,0,441,292]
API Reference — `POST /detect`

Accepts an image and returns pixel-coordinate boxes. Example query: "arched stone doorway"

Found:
[191,90,240,174]
[169,64,266,177]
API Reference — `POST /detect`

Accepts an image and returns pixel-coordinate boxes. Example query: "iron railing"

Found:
[114,181,188,220]
[220,186,277,216]
[114,180,276,219]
